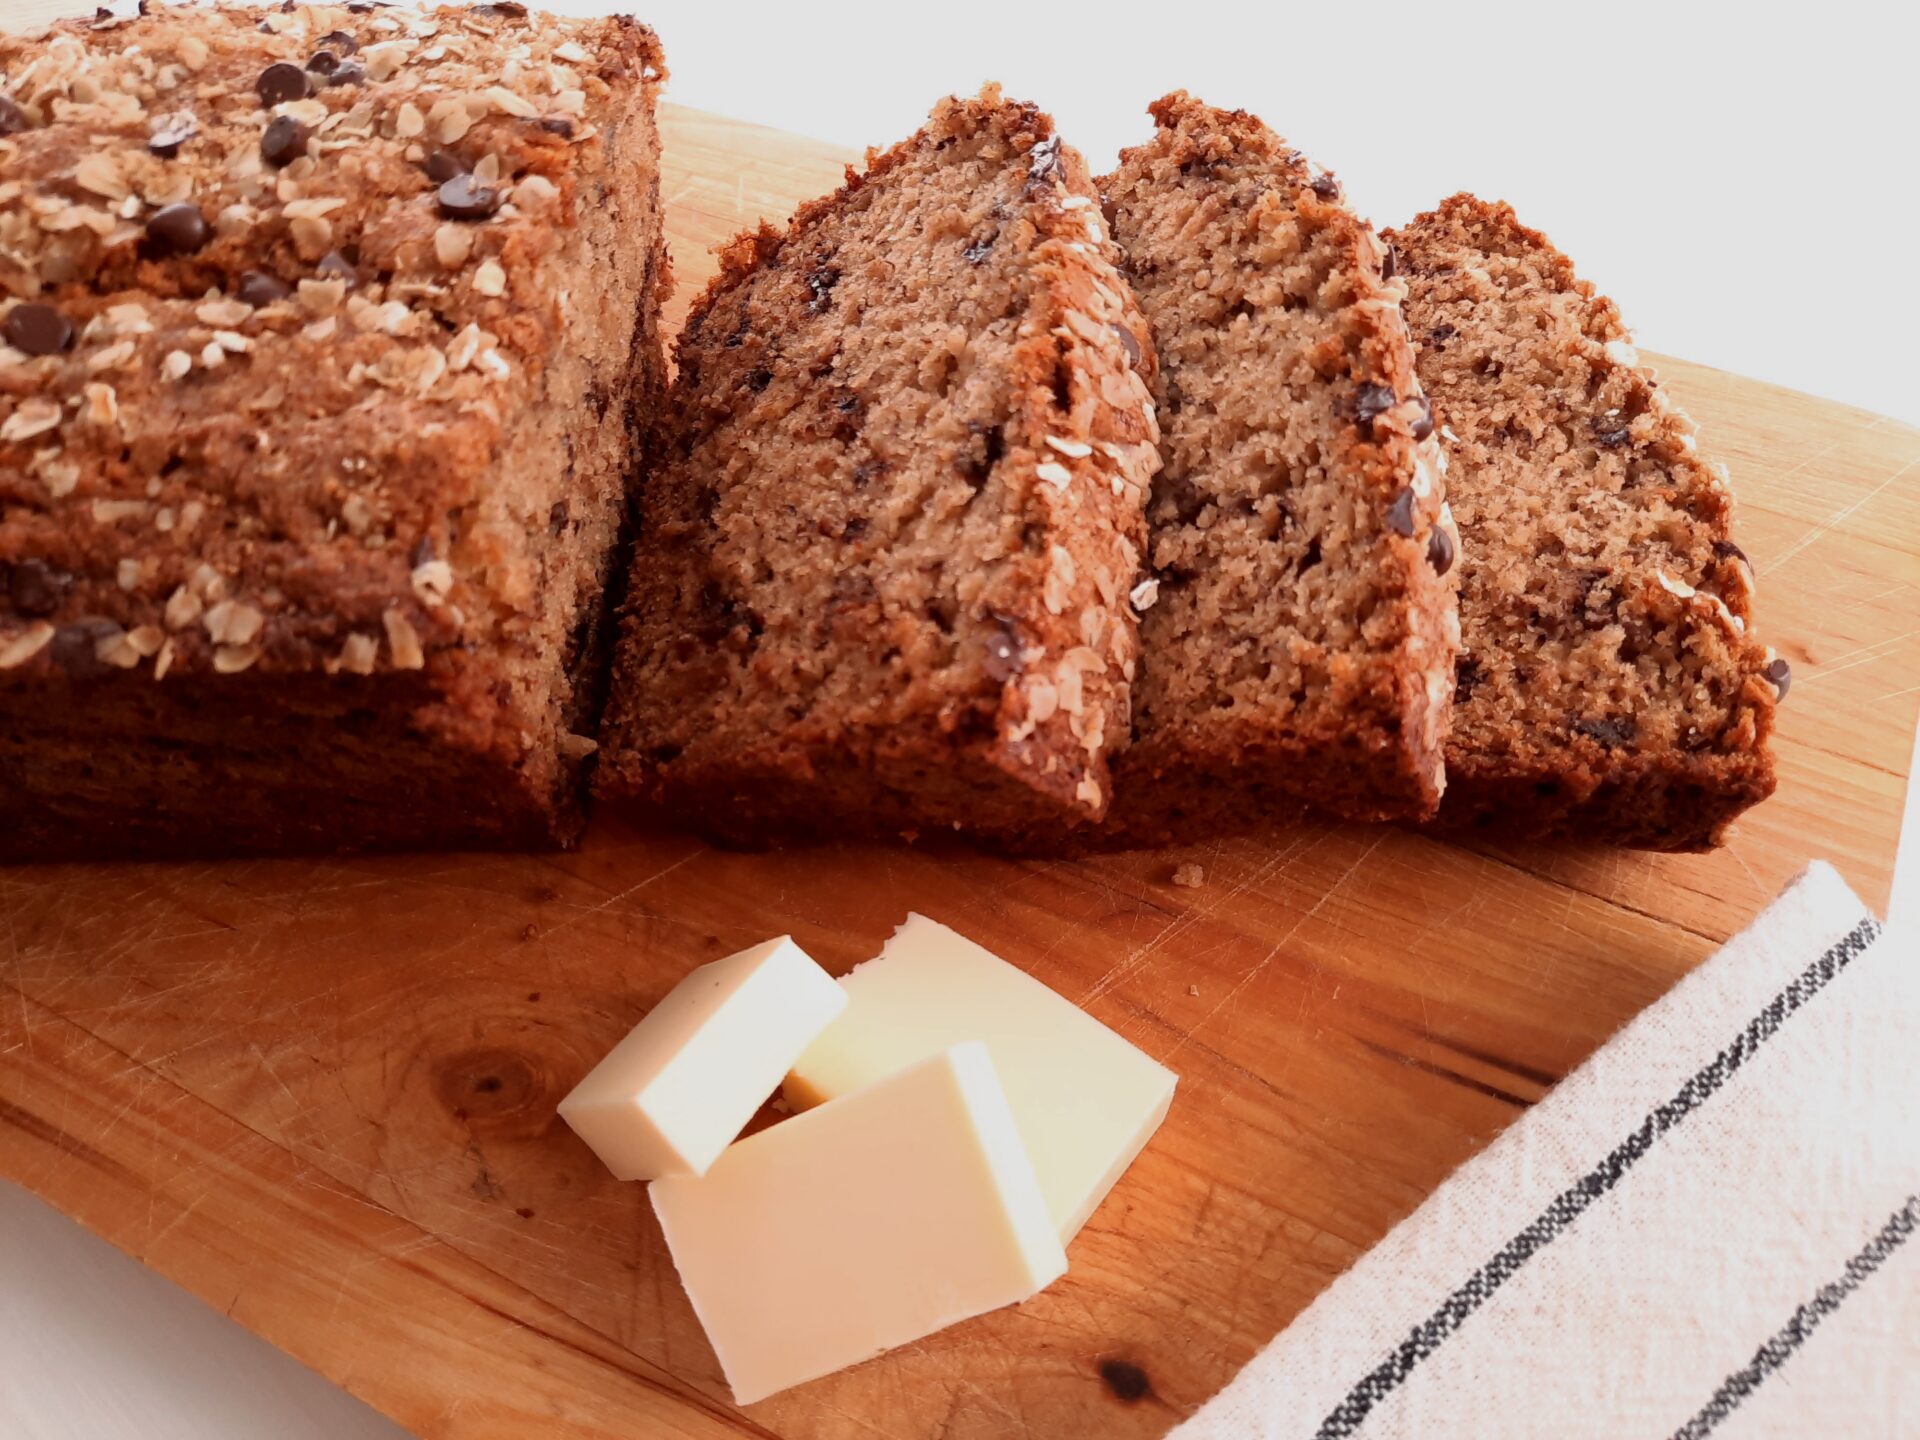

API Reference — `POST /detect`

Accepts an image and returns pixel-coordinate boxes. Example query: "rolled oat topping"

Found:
[2,1,663,690]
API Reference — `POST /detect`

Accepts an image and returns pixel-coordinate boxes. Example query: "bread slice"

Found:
[1096,94,1460,841]
[597,88,1161,842]
[1386,195,1779,849]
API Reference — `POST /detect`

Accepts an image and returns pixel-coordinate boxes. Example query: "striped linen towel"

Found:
[1174,861,1916,1440]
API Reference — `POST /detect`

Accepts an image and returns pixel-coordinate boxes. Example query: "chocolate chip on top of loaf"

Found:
[0,2,670,859]
[597,86,1161,845]
[1388,195,1777,850]
[1097,93,1459,845]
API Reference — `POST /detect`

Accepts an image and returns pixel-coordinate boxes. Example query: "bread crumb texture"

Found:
[1099,93,1459,842]
[1387,195,1777,849]
[599,86,1161,843]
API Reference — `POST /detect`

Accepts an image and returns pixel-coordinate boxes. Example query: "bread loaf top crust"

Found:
[0,3,663,691]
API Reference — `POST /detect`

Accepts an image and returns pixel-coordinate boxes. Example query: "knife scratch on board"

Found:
[1165,830,1389,1067]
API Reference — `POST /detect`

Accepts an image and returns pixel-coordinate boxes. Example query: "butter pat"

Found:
[558,937,845,1180]
[786,914,1176,1240]
[652,1043,1064,1405]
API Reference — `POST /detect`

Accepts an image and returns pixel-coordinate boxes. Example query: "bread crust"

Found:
[0,3,669,859]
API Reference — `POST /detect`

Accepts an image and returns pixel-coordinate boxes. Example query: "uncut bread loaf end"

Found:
[597,87,1161,845]
[0,4,669,859]
[1096,94,1460,845]
[1387,196,1779,850]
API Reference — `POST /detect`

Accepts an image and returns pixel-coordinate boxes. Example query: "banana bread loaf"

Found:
[596,87,1160,844]
[0,2,669,859]
[1096,94,1460,844]
[1387,195,1779,849]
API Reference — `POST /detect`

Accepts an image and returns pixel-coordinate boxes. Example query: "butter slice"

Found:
[651,1042,1065,1405]
[558,937,845,1180]
[786,914,1177,1240]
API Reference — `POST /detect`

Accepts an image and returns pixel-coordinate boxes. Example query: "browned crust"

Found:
[1095,93,1458,845]
[1388,194,1777,852]
[0,3,668,859]
[597,88,1161,844]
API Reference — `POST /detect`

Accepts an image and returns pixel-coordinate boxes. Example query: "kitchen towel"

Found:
[1174,861,1916,1439]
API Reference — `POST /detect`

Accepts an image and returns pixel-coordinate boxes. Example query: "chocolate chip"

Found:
[7,559,66,617]
[548,499,570,535]
[1454,654,1483,704]
[1098,1360,1153,1405]
[315,251,359,287]
[327,60,368,87]
[1766,657,1792,699]
[1111,321,1143,371]
[1027,135,1065,186]
[1385,486,1418,537]
[256,61,312,106]
[1427,524,1455,575]
[1309,173,1339,199]
[147,111,196,157]
[236,271,292,306]
[144,202,210,256]
[1353,381,1396,437]
[260,114,308,167]
[1713,539,1751,567]
[1381,242,1397,280]
[437,173,501,220]
[0,96,31,137]
[805,265,839,315]
[305,48,340,75]
[1408,393,1434,440]
[744,366,773,393]
[423,149,466,183]
[3,302,74,357]
[472,1,527,14]
[962,236,995,264]
[50,619,119,679]
[318,29,359,54]
[1592,415,1632,448]
[1574,715,1637,748]
[983,614,1024,681]
[1428,323,1456,344]
[539,116,575,137]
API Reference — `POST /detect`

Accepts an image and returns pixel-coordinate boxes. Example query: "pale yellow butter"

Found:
[651,1043,1065,1405]
[558,936,845,1180]
[785,913,1177,1241]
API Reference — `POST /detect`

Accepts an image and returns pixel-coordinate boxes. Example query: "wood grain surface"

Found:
[3,103,1918,1440]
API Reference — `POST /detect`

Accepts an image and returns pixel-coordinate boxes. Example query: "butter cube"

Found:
[786,914,1176,1240]
[652,1042,1065,1404]
[558,936,845,1180]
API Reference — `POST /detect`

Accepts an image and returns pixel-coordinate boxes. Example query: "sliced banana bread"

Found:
[1387,195,1779,850]
[597,87,1160,843]
[1097,94,1459,842]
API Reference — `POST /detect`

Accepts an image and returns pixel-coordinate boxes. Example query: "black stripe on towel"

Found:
[1314,915,1883,1440]
[1670,1194,1920,1440]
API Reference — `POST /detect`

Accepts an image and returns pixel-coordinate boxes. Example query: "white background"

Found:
[4,2,1918,1437]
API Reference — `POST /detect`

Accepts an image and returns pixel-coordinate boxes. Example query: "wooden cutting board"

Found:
[3,103,1918,1440]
